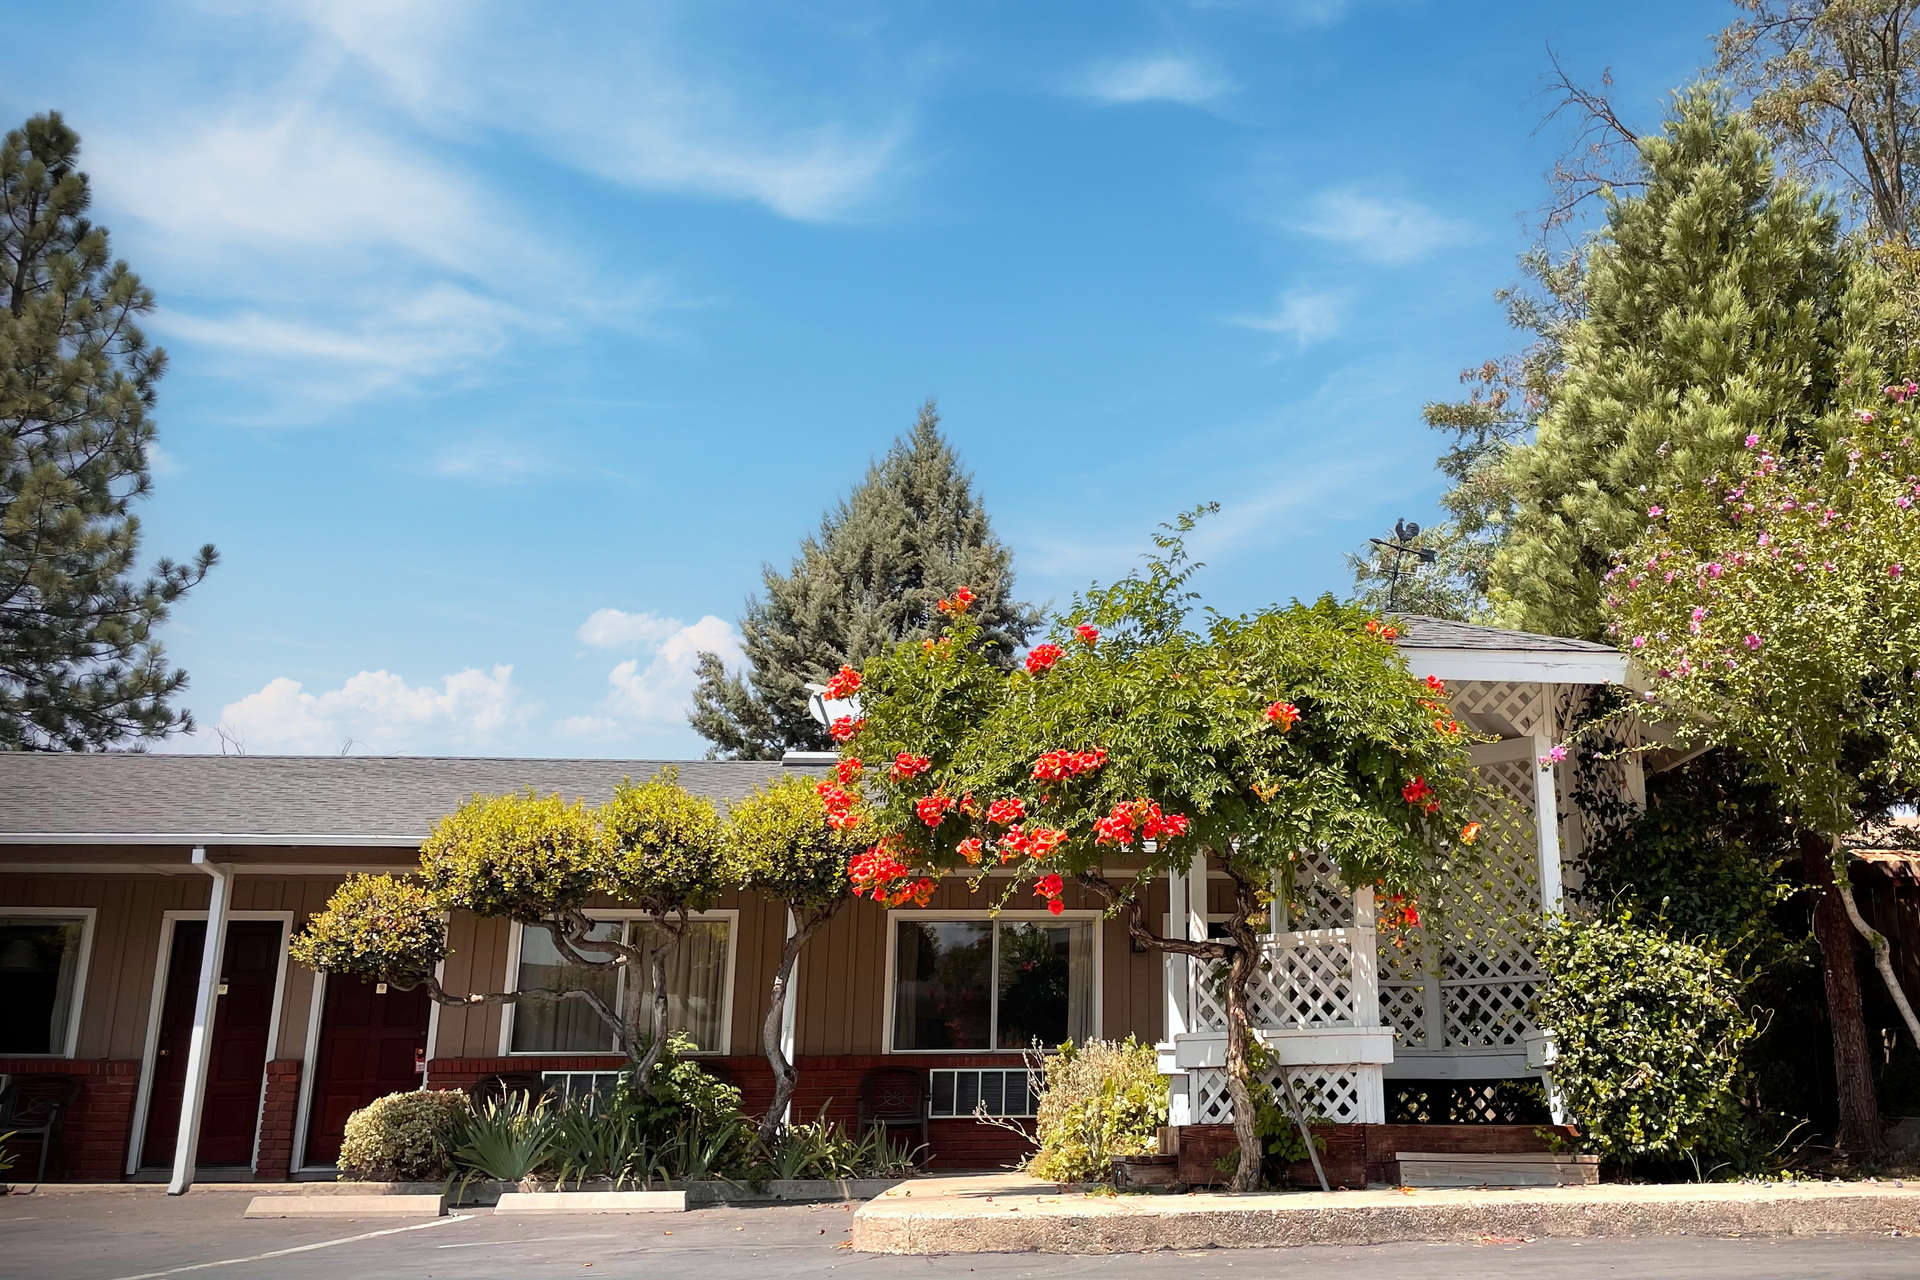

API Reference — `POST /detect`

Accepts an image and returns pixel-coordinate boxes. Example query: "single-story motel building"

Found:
[0,618,1643,1186]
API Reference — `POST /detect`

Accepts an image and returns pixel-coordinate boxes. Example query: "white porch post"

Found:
[1531,733,1564,914]
[1163,851,1210,1128]
[169,847,230,1196]
[780,909,800,1124]
[1163,863,1189,1042]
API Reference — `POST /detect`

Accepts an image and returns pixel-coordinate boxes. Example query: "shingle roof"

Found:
[0,754,818,841]
[1388,614,1620,655]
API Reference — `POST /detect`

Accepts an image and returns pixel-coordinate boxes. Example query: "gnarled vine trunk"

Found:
[1220,909,1264,1192]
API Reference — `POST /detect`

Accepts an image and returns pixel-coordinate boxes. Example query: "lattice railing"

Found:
[1193,1064,1377,1125]
[1191,932,1360,1033]
[1449,680,1545,738]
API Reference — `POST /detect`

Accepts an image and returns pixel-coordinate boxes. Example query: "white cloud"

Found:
[601,616,743,723]
[1070,55,1234,107]
[576,609,686,650]
[1229,287,1348,351]
[1290,189,1478,265]
[428,437,553,484]
[559,611,744,736]
[212,664,529,754]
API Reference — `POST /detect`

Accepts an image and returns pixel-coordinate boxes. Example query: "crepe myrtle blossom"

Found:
[1745,434,1762,448]
[1745,633,1764,650]
[1648,504,1664,518]
[1538,743,1569,768]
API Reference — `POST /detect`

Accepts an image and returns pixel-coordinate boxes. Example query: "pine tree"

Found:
[1491,88,1876,640]
[689,401,1037,758]
[1,112,215,750]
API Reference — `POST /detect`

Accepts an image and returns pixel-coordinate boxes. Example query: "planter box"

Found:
[1110,1155,1180,1191]
[1395,1149,1599,1188]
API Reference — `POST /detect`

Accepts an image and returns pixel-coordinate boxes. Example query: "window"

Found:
[508,915,733,1054]
[0,913,90,1056]
[890,916,1095,1052]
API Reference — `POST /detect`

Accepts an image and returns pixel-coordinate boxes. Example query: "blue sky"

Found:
[11,0,1727,758]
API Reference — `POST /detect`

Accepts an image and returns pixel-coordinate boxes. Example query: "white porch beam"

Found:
[1163,864,1189,1041]
[1399,648,1628,686]
[169,847,231,1196]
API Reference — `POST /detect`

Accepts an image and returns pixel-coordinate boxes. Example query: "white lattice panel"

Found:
[1449,681,1544,738]
[1378,980,1428,1048]
[1192,1065,1381,1125]
[1192,933,1359,1033]
[1286,846,1355,930]
[1384,747,1545,1057]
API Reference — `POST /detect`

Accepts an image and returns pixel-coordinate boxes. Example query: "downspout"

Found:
[169,847,231,1195]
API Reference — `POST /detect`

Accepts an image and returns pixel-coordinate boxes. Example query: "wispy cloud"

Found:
[428,437,554,484]
[1069,55,1234,107]
[1290,188,1479,265]
[1190,0,1354,26]
[1228,287,1349,352]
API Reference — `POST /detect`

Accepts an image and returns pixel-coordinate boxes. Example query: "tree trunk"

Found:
[1221,932,1263,1192]
[1800,831,1882,1155]
[1829,834,1920,1050]
[758,909,825,1146]
[628,944,673,1093]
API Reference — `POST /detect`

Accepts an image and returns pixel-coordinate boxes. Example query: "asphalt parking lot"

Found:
[1,1192,1917,1280]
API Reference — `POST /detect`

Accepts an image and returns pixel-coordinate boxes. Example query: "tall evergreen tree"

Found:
[689,402,1037,759]
[2,112,214,750]
[1491,88,1880,640]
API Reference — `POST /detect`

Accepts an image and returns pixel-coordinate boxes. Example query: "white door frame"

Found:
[126,909,293,1176]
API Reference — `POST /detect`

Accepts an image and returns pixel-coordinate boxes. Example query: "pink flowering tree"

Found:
[821,516,1483,1189]
[1609,389,1920,1082]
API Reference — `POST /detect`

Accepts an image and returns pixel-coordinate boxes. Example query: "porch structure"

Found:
[1159,616,1639,1130]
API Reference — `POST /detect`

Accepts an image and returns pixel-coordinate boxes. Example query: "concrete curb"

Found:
[850,1176,1920,1254]
[495,1190,686,1214]
[243,1193,445,1218]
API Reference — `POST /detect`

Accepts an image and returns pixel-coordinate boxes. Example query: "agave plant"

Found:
[452,1094,559,1185]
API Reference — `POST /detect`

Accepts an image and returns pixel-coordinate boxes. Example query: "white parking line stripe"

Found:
[101,1213,471,1280]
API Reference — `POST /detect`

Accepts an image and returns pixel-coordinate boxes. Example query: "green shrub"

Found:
[1026,1038,1168,1184]
[1536,913,1757,1171]
[337,1089,473,1182]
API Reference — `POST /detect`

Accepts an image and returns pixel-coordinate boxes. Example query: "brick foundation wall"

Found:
[254,1060,302,1180]
[1173,1122,1581,1188]
[429,1052,1041,1170]
[0,1059,140,1181]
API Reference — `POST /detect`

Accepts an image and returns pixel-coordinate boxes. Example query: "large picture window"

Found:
[508,916,733,1055]
[0,913,91,1056]
[890,915,1096,1052]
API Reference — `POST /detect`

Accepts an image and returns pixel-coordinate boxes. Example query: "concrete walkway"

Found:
[849,1172,1920,1254]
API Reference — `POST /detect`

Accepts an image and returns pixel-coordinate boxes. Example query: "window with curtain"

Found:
[509,917,732,1054]
[891,916,1094,1051]
[0,916,87,1055]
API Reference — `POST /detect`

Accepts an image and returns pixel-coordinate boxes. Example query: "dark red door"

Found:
[142,920,283,1168]
[303,976,432,1167]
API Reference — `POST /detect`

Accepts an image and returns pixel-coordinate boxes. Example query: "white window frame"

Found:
[499,910,738,1057]
[0,906,97,1059]
[882,909,1104,1055]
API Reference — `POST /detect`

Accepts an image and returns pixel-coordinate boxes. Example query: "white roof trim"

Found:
[1399,647,1629,685]
[0,832,425,847]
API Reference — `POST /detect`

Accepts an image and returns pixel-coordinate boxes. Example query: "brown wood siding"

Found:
[0,871,353,1063]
